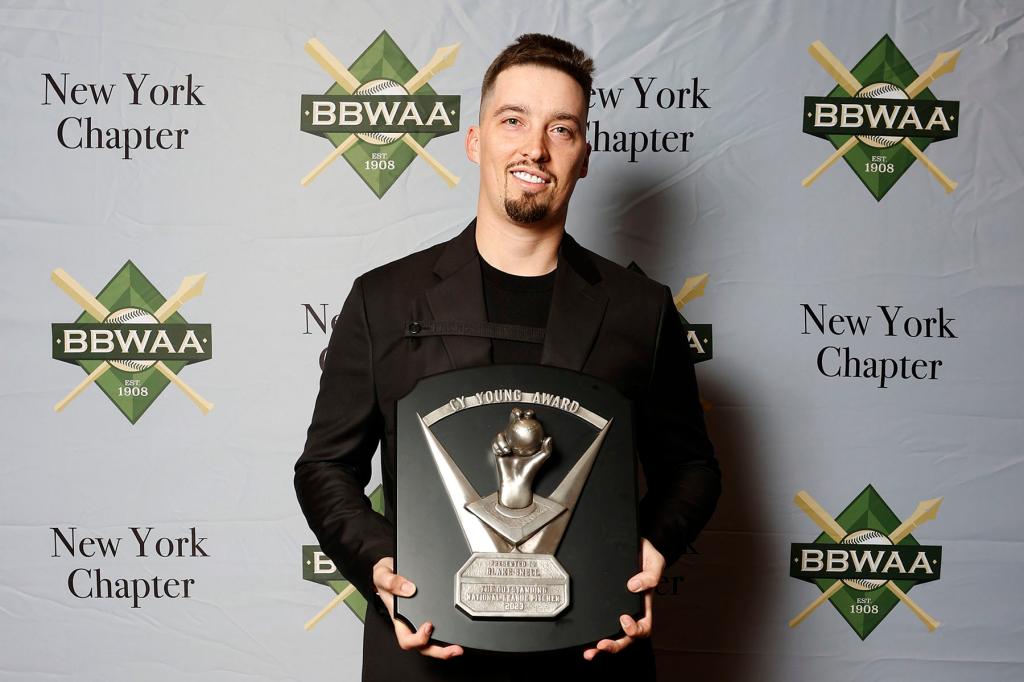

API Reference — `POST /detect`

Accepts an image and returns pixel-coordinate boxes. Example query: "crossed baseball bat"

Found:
[802,40,960,192]
[301,38,461,187]
[305,582,357,631]
[674,273,709,312]
[789,490,943,631]
[51,268,213,414]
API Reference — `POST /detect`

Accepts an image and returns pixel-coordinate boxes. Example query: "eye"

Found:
[552,125,574,137]
[503,117,521,127]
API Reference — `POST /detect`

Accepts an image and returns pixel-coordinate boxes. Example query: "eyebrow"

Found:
[492,104,582,128]
[551,111,583,128]
[492,104,528,119]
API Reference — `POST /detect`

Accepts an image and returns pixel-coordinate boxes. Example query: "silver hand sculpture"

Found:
[492,407,553,510]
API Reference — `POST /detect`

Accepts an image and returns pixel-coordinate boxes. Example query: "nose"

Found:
[519,125,549,163]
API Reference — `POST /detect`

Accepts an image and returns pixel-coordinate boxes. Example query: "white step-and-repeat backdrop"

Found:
[2,0,1022,679]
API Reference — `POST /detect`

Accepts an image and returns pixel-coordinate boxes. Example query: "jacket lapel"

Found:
[426,221,491,369]
[540,233,608,371]
[425,221,608,372]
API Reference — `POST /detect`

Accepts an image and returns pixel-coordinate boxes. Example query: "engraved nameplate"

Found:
[455,552,569,618]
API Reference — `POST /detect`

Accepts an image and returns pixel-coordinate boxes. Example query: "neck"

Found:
[474,208,564,277]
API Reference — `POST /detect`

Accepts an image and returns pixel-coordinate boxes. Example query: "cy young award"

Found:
[395,364,642,652]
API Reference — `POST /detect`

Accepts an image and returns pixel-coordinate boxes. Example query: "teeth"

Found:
[512,171,546,184]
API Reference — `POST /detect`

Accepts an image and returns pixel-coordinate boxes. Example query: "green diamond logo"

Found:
[51,262,212,423]
[802,35,961,200]
[302,486,385,625]
[789,485,943,639]
[299,32,461,196]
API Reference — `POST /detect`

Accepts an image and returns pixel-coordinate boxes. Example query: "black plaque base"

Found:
[395,364,642,652]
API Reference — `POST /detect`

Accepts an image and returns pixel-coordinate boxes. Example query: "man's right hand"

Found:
[372,556,464,659]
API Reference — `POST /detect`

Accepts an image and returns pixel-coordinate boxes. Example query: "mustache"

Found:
[505,162,549,174]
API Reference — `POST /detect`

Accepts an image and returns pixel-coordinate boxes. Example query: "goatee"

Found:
[504,192,549,223]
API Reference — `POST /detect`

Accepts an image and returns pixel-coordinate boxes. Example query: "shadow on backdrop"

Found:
[599,171,773,682]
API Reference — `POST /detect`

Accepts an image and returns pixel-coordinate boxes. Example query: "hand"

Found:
[583,537,665,661]
[372,556,463,659]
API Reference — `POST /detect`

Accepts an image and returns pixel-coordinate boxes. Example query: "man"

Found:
[295,34,720,681]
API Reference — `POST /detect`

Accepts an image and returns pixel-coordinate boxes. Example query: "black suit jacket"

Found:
[295,219,720,681]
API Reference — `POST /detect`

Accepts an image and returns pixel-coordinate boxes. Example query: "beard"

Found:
[504,193,549,223]
[502,177,551,223]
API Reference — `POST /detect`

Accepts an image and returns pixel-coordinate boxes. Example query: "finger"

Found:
[619,614,639,638]
[394,620,432,651]
[393,620,464,658]
[634,617,651,638]
[622,612,652,638]
[633,591,655,638]
[419,643,464,659]
[596,635,633,655]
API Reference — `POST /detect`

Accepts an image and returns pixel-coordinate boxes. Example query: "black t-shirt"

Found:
[479,255,555,364]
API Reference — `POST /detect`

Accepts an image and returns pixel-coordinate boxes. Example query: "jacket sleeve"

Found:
[636,285,721,568]
[294,275,395,610]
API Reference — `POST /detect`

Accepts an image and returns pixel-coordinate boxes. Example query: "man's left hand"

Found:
[583,537,666,660]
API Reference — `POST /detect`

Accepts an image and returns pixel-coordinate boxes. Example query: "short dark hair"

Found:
[480,34,594,111]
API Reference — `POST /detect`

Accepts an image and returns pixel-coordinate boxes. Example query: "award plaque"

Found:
[395,364,642,652]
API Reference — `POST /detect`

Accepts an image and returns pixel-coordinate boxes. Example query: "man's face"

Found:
[466,64,591,226]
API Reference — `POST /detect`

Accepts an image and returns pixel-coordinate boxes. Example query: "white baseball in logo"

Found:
[854,81,909,148]
[354,78,408,146]
[103,307,157,373]
[840,528,892,591]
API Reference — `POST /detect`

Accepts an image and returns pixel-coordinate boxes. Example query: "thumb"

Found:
[373,561,416,597]
[627,569,659,593]
[387,573,417,597]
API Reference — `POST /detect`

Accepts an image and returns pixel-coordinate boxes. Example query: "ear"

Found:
[579,141,591,179]
[465,124,481,164]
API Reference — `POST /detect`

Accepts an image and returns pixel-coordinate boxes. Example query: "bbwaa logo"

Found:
[302,486,384,629]
[672,272,713,365]
[801,35,961,200]
[299,31,461,196]
[50,262,212,423]
[788,486,943,639]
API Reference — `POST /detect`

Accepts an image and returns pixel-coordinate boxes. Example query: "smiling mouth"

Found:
[509,169,550,186]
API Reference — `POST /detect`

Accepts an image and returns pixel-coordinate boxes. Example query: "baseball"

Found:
[354,78,408,146]
[854,81,909,149]
[505,412,545,456]
[840,528,892,591]
[103,307,157,373]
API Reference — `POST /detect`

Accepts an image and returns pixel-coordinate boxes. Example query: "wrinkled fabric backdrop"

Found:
[2,0,1022,680]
